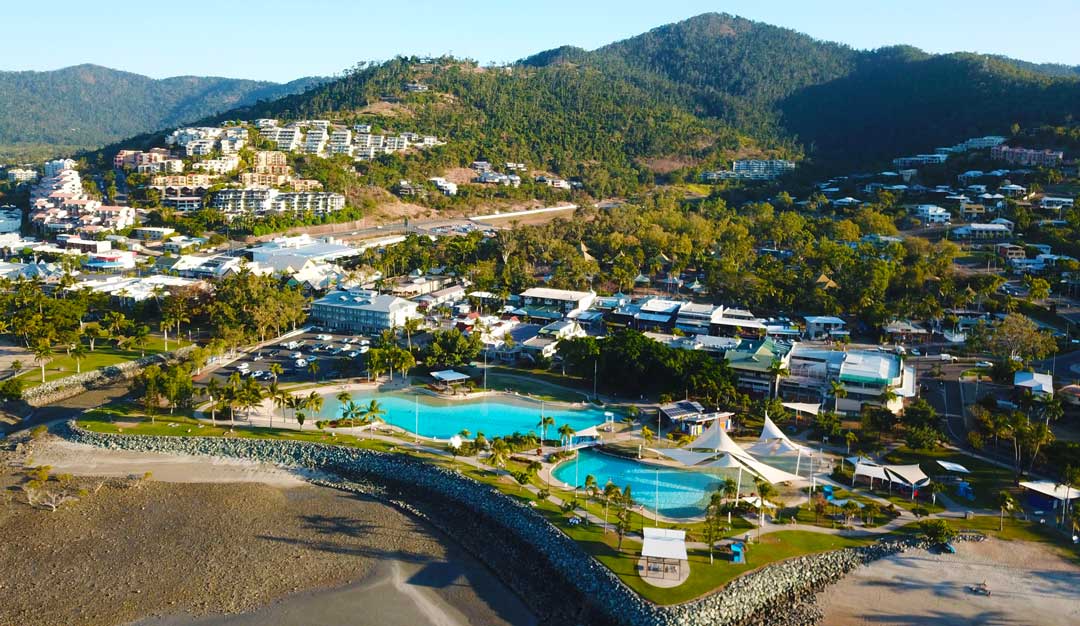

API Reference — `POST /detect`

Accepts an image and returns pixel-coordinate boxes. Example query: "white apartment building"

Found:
[43,158,76,178]
[193,156,240,175]
[914,204,951,224]
[6,168,38,183]
[303,128,329,155]
[271,192,345,215]
[328,129,353,155]
[211,188,275,213]
[186,139,216,157]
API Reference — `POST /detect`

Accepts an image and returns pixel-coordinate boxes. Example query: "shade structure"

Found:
[885,464,928,487]
[782,402,821,416]
[738,454,804,485]
[853,461,889,482]
[740,495,777,509]
[745,414,810,457]
[688,421,754,459]
[700,453,752,470]
[1019,481,1080,502]
[936,460,971,474]
[653,447,718,467]
[641,527,688,561]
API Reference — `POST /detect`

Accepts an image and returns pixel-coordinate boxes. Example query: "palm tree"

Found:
[268,362,283,383]
[877,385,898,409]
[403,317,422,352]
[767,358,789,399]
[295,410,306,431]
[602,481,620,531]
[583,474,598,520]
[308,360,320,382]
[829,379,848,413]
[204,378,221,427]
[264,380,280,427]
[488,438,510,470]
[304,392,324,425]
[845,430,858,457]
[557,423,576,450]
[360,399,386,435]
[755,480,777,538]
[336,390,351,411]
[997,490,1016,531]
[225,372,242,430]
[32,341,52,383]
[70,341,88,374]
[537,414,555,445]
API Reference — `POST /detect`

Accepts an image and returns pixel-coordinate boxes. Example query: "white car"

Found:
[358,345,370,354]
[315,334,332,341]
[236,362,250,372]
[976,361,993,368]
[294,358,308,368]
[252,354,264,362]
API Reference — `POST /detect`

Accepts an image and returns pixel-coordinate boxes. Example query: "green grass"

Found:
[78,408,397,451]
[883,446,1015,510]
[20,336,188,386]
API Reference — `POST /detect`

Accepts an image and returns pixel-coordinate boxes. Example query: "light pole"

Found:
[414,393,419,444]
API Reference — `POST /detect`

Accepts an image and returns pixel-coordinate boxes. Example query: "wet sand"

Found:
[817,538,1080,625]
[1,440,535,626]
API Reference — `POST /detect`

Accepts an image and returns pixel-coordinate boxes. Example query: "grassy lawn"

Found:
[884,446,1015,510]
[78,407,397,451]
[20,336,189,386]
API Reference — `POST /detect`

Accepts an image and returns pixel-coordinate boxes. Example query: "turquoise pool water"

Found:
[552,448,733,518]
[320,391,608,440]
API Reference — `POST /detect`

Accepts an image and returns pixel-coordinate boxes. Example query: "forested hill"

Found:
[90,12,1080,180]
[0,64,325,160]
[524,13,1080,166]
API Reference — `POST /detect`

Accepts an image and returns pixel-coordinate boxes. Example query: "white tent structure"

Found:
[684,421,804,486]
[1019,481,1080,502]
[745,414,811,457]
[641,527,688,580]
[782,402,821,415]
[937,460,971,474]
[655,448,720,467]
[853,460,928,498]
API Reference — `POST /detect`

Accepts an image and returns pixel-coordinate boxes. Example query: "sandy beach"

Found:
[0,439,534,626]
[817,538,1080,625]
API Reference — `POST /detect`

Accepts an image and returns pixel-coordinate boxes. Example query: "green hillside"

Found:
[0,64,324,160]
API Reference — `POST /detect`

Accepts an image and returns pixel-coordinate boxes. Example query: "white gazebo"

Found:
[640,527,688,583]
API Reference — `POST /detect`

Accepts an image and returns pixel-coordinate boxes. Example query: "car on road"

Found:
[315,334,332,341]
[939,353,958,362]
[976,361,993,368]
[911,348,922,356]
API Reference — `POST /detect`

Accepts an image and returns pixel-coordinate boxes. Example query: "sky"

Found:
[6,1,1080,82]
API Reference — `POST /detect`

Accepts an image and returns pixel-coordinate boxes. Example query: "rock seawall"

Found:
[59,423,977,626]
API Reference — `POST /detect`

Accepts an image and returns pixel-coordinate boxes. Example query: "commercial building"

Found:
[518,287,596,319]
[311,288,420,333]
[991,145,1064,167]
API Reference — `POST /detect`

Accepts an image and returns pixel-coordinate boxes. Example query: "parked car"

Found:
[315,334,332,341]
[939,353,958,362]
[294,358,308,368]
[252,354,264,362]
[911,348,922,356]
[236,362,250,372]
[976,361,993,368]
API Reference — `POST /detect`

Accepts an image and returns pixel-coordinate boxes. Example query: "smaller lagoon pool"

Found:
[321,391,607,440]
[552,448,732,518]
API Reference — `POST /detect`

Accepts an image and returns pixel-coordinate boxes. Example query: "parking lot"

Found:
[202,329,375,385]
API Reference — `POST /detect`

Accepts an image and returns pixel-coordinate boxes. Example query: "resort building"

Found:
[519,287,596,320]
[781,345,915,415]
[659,400,734,436]
[723,338,792,397]
[310,288,420,333]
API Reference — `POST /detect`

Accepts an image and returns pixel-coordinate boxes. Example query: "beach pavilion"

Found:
[640,527,688,583]
[430,369,471,392]
[852,459,929,499]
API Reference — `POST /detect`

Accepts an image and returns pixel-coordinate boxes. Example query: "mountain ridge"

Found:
[0,64,327,160]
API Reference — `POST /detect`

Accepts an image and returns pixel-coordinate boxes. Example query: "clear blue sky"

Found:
[7,1,1080,82]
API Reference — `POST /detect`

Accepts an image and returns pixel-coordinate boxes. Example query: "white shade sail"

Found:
[1019,481,1080,502]
[936,460,971,474]
[642,527,688,560]
[653,448,718,467]
[746,414,810,457]
[885,464,928,487]
[854,461,889,482]
[782,402,821,416]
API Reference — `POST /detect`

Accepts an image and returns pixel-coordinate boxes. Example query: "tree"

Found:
[829,379,848,413]
[204,378,221,427]
[602,481,620,531]
[863,501,881,526]
[537,414,555,445]
[615,486,634,551]
[703,491,725,564]
[557,423,576,449]
[844,430,858,456]
[308,360,320,382]
[583,474,598,520]
[360,399,386,435]
[304,391,324,426]
[488,437,510,470]
[640,425,654,448]
[981,313,1056,366]
[32,341,52,383]
[767,358,789,399]
[69,341,88,374]
[994,490,1016,531]
[402,317,422,352]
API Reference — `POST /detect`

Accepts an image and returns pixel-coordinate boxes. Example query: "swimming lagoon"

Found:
[321,391,608,440]
[552,448,733,518]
